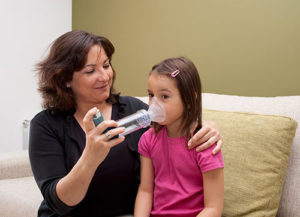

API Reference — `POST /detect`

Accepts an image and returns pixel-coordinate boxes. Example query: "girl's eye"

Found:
[148,93,154,98]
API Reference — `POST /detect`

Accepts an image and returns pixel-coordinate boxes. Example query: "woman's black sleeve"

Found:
[28,112,75,215]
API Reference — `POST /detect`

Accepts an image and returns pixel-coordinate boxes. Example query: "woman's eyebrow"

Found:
[85,58,110,67]
[85,64,96,67]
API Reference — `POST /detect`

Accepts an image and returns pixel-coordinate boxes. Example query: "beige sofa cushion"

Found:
[203,109,297,217]
[0,151,33,180]
[0,176,42,217]
[202,93,300,217]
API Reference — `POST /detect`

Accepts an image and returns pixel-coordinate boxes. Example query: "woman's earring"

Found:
[66,83,71,88]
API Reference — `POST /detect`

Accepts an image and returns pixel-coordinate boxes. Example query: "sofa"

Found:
[0,93,299,217]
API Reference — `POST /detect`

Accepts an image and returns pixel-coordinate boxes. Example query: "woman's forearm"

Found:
[56,149,101,206]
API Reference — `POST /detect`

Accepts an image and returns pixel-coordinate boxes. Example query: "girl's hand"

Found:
[188,120,223,154]
[82,107,125,165]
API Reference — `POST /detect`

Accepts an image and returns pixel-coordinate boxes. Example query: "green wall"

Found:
[73,0,300,97]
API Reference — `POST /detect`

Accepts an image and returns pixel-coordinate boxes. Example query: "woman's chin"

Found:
[94,94,110,103]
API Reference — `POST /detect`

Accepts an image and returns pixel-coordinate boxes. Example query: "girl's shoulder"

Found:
[138,127,164,156]
[192,143,224,172]
[141,127,156,140]
[140,127,165,143]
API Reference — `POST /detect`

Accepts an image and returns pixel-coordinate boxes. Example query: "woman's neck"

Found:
[75,101,112,122]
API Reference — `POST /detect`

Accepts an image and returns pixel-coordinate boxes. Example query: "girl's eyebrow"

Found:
[159,88,171,92]
[148,88,171,93]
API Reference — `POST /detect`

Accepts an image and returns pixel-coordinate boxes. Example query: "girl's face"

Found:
[68,45,113,106]
[148,72,184,135]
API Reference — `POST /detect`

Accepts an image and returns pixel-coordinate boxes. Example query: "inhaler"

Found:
[93,97,166,137]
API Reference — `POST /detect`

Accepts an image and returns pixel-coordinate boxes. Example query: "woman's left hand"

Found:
[188,120,223,154]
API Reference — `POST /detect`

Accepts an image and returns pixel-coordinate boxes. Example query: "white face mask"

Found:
[148,96,166,123]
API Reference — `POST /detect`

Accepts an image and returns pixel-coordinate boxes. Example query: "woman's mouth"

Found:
[95,84,108,90]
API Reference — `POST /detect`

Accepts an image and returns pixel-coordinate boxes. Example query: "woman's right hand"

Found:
[82,107,125,166]
[56,107,125,206]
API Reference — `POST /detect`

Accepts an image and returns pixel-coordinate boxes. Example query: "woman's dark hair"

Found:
[150,56,202,141]
[36,30,119,113]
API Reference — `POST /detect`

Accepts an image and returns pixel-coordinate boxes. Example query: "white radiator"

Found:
[22,120,30,150]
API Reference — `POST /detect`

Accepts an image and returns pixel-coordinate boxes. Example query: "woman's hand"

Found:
[188,120,223,154]
[56,107,125,206]
[82,107,125,165]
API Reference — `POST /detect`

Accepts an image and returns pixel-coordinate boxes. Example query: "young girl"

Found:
[134,57,224,217]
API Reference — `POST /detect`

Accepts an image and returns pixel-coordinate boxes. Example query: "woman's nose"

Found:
[96,69,109,81]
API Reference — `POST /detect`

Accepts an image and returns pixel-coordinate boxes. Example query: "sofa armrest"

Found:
[0,150,33,180]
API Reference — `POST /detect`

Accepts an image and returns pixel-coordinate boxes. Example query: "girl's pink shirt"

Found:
[138,127,224,217]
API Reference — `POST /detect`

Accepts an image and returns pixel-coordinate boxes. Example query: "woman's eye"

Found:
[86,69,95,74]
[148,93,154,98]
[103,64,110,69]
[162,95,169,99]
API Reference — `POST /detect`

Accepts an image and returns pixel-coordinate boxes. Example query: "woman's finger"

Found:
[107,136,125,148]
[196,135,223,153]
[188,126,209,148]
[101,126,126,141]
[212,139,223,155]
[87,126,125,159]
[192,130,216,149]
[94,120,119,135]
[195,136,217,152]
[82,107,98,133]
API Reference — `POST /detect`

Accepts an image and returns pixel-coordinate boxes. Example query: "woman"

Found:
[29,30,223,217]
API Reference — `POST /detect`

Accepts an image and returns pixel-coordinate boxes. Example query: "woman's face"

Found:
[68,45,113,106]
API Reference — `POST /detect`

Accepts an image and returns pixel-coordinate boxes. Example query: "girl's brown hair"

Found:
[150,56,202,141]
[36,30,119,113]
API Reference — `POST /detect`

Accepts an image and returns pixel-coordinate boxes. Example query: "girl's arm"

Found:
[134,156,154,217]
[197,168,224,217]
[188,120,223,154]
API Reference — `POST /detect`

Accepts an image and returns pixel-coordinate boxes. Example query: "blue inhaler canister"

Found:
[93,109,118,139]
[93,110,104,126]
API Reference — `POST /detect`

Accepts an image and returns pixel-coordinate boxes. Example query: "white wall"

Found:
[0,0,72,153]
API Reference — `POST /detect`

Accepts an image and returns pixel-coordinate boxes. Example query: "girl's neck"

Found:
[166,122,185,138]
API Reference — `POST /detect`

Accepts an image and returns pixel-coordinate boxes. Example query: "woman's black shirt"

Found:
[29,96,148,217]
